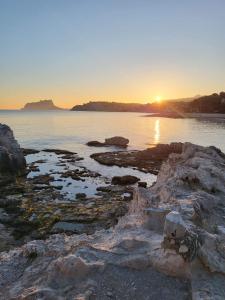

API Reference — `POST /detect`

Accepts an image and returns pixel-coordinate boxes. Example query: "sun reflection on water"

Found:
[154,119,160,144]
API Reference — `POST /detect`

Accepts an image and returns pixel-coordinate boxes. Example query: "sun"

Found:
[155,96,162,103]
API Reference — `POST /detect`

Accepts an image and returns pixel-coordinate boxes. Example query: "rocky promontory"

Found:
[1,142,225,299]
[21,100,63,111]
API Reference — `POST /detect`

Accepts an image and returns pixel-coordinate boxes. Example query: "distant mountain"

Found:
[21,100,63,111]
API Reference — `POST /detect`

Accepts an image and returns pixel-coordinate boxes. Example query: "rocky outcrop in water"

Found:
[0,143,225,299]
[87,136,129,148]
[91,142,183,174]
[21,100,63,111]
[0,124,26,184]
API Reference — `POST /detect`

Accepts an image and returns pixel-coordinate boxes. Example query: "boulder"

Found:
[112,175,140,185]
[0,124,26,182]
[87,136,129,148]
[164,211,187,239]
[105,136,129,147]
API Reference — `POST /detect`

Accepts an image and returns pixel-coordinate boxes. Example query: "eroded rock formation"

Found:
[0,124,26,184]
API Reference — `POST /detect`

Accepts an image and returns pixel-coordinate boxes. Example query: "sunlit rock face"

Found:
[0,143,225,299]
[0,124,26,182]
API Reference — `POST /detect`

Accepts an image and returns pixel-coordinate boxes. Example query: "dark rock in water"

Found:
[22,148,40,156]
[91,142,183,174]
[87,136,129,148]
[42,149,76,155]
[112,175,140,185]
[30,174,54,185]
[0,124,26,183]
[105,136,129,147]
[138,181,147,188]
[87,141,106,147]
[76,193,87,199]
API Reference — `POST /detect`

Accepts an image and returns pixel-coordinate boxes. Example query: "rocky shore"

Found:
[0,142,224,298]
[91,143,183,174]
[0,124,225,299]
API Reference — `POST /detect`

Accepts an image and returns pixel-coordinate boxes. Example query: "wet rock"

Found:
[87,141,106,147]
[105,136,129,147]
[30,174,54,185]
[138,181,147,188]
[0,124,26,182]
[112,175,140,185]
[22,148,40,155]
[42,149,76,155]
[87,136,129,148]
[91,142,183,174]
[76,193,87,199]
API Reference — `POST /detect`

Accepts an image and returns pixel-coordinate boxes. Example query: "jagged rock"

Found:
[0,124,26,182]
[164,211,187,239]
[112,175,140,185]
[144,207,171,233]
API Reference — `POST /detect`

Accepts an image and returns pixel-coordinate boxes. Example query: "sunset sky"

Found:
[0,0,225,109]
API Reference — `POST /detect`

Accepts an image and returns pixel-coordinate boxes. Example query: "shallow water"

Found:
[1,110,225,189]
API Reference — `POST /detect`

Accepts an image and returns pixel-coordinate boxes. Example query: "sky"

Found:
[0,0,225,109]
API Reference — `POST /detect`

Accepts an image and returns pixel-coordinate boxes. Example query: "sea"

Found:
[1,110,225,197]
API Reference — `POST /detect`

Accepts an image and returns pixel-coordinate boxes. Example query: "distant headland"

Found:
[71,92,225,114]
[21,100,64,111]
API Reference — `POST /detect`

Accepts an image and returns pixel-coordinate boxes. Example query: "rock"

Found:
[0,124,26,182]
[51,222,89,234]
[90,142,183,174]
[22,148,40,155]
[105,136,129,147]
[112,175,140,185]
[87,136,129,148]
[144,207,171,233]
[87,141,106,147]
[76,193,87,199]
[164,211,187,239]
[138,181,147,188]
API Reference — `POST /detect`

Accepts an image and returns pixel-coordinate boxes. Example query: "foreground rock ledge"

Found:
[1,143,225,299]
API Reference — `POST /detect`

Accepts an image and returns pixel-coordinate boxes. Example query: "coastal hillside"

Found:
[71,96,197,112]
[71,93,225,114]
[21,100,63,111]
[185,92,225,113]
[71,101,157,112]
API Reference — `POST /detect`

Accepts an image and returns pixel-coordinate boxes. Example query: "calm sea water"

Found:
[0,110,225,184]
